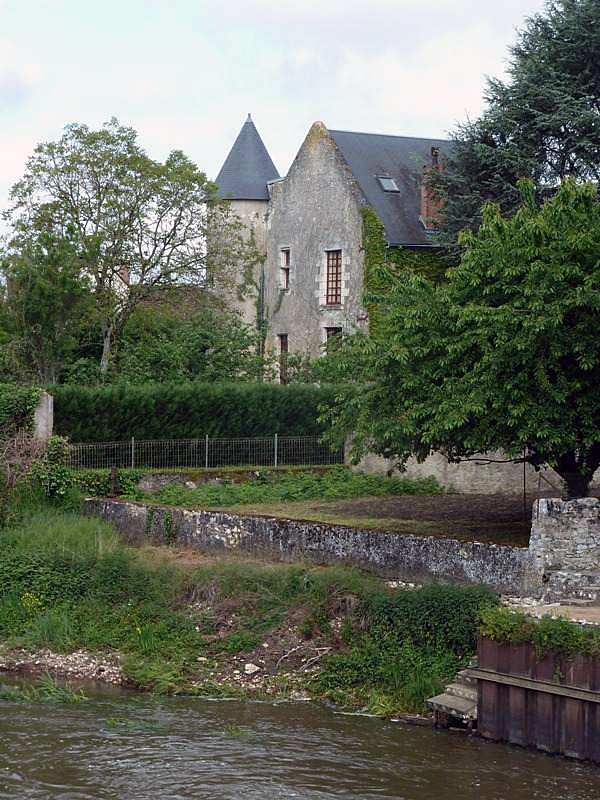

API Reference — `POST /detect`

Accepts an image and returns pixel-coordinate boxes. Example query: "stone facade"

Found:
[216,117,445,361]
[355,449,567,495]
[264,123,367,358]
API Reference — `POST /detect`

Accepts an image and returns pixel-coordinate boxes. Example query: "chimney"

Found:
[420,146,443,230]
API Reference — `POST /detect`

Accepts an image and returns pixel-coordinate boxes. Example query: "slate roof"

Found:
[216,115,280,201]
[329,129,449,246]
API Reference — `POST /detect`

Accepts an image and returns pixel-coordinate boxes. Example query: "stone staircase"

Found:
[427,664,478,726]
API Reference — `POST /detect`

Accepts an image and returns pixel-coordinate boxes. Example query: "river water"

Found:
[1,686,600,800]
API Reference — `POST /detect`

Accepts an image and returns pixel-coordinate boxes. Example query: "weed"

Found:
[130,466,443,509]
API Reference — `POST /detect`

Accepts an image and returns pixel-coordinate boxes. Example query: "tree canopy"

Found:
[434,0,600,243]
[324,180,600,498]
[2,119,257,375]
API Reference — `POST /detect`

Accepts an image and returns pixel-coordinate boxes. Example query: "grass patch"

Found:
[127,466,443,508]
[0,672,87,704]
[0,504,498,712]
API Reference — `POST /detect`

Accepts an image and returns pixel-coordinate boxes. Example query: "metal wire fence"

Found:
[67,435,344,470]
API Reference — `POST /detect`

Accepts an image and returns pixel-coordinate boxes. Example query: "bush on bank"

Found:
[480,605,600,657]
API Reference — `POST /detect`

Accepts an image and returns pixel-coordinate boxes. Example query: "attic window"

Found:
[377,176,400,192]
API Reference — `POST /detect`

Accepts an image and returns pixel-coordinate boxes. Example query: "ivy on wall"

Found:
[0,384,43,432]
[360,206,452,334]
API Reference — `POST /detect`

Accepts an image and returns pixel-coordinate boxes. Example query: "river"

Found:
[1,685,600,799]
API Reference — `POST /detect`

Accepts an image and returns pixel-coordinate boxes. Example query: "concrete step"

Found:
[455,668,478,686]
[427,691,477,721]
[445,681,477,702]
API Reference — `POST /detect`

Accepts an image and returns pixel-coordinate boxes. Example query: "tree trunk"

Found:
[562,471,592,500]
[553,446,600,499]
[100,323,113,376]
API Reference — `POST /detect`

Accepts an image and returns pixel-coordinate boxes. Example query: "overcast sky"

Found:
[1,0,547,210]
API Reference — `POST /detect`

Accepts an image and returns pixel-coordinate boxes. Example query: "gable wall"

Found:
[264,123,367,358]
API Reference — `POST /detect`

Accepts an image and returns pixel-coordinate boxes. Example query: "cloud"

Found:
[0,40,42,109]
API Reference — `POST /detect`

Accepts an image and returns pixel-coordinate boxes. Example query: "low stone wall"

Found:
[354,449,600,496]
[83,498,540,596]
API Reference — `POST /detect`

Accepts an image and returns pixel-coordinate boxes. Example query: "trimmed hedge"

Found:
[0,384,43,432]
[52,382,340,442]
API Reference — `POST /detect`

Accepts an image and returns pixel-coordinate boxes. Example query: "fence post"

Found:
[205,434,209,470]
[274,433,278,468]
[131,436,135,469]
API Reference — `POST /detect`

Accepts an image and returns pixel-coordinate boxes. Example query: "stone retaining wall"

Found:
[83,498,540,595]
[529,497,600,573]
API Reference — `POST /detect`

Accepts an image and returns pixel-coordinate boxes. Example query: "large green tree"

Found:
[434,0,600,243]
[324,180,600,498]
[3,119,256,375]
[0,217,94,383]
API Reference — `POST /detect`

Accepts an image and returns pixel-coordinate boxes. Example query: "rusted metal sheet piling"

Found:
[469,637,600,763]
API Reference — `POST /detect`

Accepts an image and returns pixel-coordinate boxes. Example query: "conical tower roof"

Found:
[216,114,279,201]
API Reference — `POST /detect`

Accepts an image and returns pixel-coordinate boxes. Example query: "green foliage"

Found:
[110,304,267,384]
[3,118,258,376]
[0,505,497,709]
[132,466,443,507]
[434,0,600,243]
[480,605,600,657]
[314,583,497,712]
[325,181,600,497]
[361,208,450,335]
[52,382,340,441]
[0,222,94,384]
[0,383,43,431]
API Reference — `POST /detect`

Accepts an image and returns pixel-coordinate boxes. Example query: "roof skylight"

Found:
[377,176,400,192]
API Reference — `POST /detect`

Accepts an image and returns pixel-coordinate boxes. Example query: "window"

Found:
[280,248,290,290]
[326,250,342,305]
[278,333,288,384]
[377,176,400,192]
[325,327,342,340]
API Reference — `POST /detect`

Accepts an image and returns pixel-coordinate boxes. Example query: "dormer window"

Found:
[377,176,400,192]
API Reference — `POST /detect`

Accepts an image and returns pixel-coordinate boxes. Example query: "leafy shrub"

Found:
[52,382,341,442]
[479,605,600,657]
[313,583,498,712]
[0,384,43,432]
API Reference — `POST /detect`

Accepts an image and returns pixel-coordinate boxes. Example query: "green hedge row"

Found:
[52,382,339,442]
[0,384,43,432]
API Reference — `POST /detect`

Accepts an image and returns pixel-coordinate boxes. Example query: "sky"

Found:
[1,0,548,211]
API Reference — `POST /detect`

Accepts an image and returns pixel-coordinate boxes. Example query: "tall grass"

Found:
[0,504,497,709]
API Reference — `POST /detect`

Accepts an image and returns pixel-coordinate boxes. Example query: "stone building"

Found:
[216,115,447,362]
[215,114,280,327]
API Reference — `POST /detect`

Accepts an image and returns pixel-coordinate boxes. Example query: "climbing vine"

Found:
[360,206,452,334]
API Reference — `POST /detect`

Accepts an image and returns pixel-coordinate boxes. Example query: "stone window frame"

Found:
[315,246,350,308]
[279,247,291,291]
